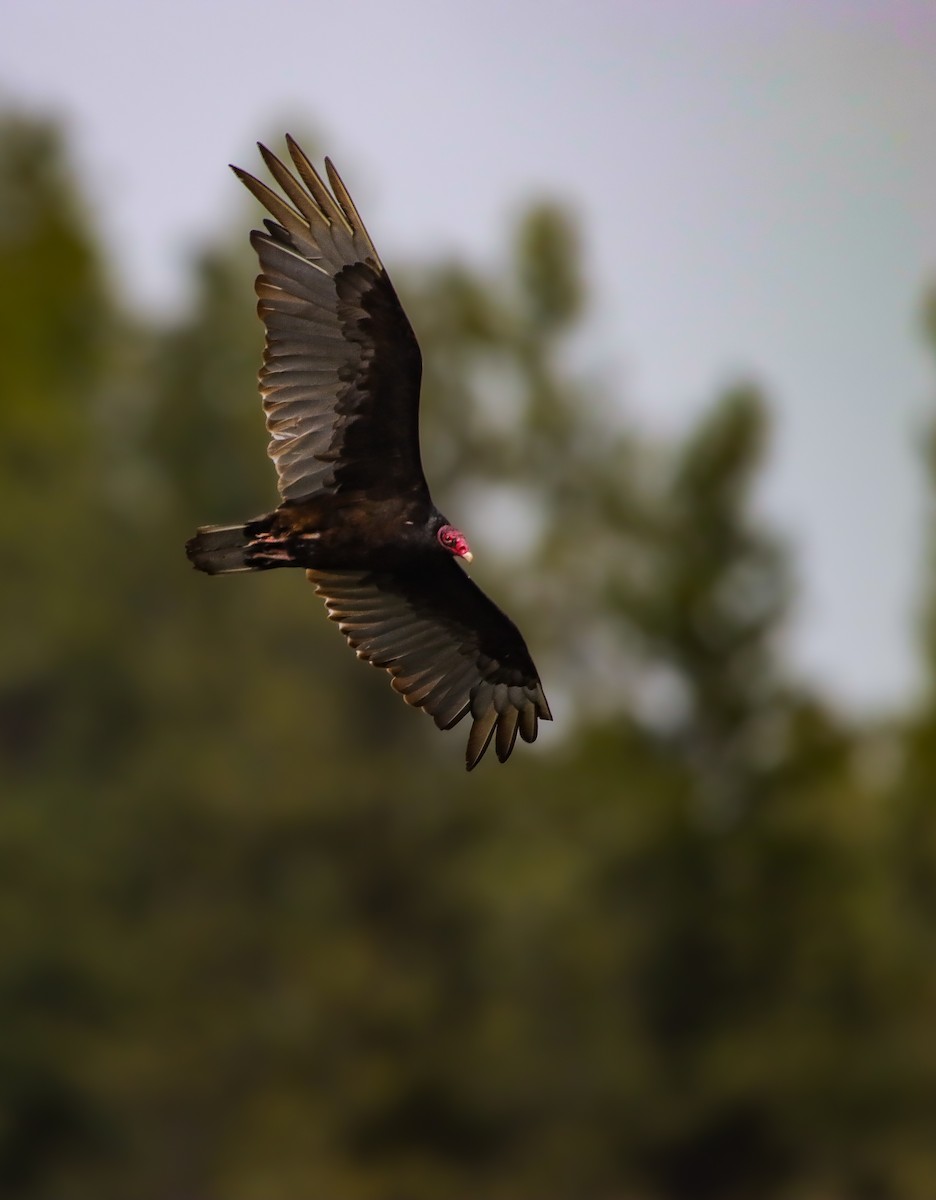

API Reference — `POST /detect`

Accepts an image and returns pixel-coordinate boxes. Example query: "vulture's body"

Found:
[186,138,550,769]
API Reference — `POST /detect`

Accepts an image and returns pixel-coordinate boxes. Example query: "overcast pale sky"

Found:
[3,0,935,712]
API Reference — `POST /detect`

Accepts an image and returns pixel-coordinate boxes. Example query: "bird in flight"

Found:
[186,137,551,769]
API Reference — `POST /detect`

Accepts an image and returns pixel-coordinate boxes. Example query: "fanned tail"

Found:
[185,524,255,574]
[186,516,296,575]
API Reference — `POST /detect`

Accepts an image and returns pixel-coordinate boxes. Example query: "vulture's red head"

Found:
[437,524,473,564]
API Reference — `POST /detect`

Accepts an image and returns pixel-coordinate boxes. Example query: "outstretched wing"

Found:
[234,137,428,502]
[308,561,552,769]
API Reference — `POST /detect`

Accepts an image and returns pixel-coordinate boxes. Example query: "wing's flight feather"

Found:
[324,158,380,253]
[307,560,551,769]
[286,137,355,237]
[235,141,426,502]
[258,144,328,228]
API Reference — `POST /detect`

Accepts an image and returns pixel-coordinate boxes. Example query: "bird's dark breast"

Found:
[269,492,435,569]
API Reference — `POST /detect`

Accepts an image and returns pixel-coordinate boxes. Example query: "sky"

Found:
[2,0,935,713]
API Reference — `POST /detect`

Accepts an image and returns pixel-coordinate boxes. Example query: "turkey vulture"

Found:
[185,137,551,769]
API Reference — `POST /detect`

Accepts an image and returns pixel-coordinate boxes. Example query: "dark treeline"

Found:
[2,110,936,1199]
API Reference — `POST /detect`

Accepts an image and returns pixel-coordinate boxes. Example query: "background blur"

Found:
[4,3,936,1198]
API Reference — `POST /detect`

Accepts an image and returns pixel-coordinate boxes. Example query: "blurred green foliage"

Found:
[2,109,935,1199]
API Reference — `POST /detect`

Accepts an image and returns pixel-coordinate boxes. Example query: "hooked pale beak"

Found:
[462,550,474,564]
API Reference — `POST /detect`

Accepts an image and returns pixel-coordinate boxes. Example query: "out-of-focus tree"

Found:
[624,387,790,806]
[0,111,126,1194]
[0,112,114,755]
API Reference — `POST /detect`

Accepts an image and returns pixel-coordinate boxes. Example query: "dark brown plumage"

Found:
[185,137,551,769]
